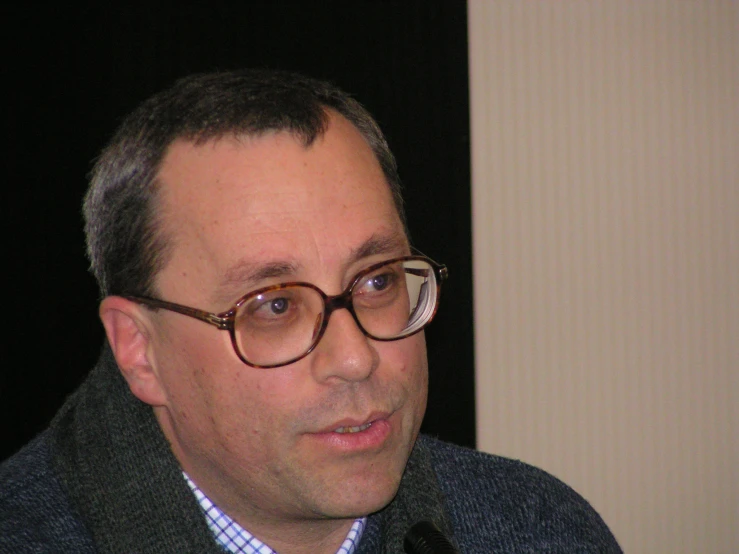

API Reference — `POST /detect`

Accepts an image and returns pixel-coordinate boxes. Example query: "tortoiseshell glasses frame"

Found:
[125,255,447,369]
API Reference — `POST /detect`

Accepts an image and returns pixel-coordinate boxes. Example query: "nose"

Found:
[309,306,378,383]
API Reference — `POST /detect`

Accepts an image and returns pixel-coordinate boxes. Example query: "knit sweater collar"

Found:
[49,344,455,554]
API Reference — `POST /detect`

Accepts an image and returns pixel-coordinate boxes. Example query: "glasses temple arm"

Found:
[124,296,233,330]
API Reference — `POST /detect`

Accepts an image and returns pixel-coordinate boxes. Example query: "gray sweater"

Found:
[0,346,621,553]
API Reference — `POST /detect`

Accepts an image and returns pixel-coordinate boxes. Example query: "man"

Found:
[0,70,621,553]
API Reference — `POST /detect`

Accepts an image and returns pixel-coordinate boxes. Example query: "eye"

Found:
[252,296,292,318]
[267,297,289,315]
[355,267,400,297]
[245,291,299,321]
[369,273,391,291]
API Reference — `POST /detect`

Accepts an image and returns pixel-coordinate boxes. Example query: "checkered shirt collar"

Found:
[184,473,366,554]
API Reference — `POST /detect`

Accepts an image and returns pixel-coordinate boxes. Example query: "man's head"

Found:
[87,70,438,549]
[84,69,406,299]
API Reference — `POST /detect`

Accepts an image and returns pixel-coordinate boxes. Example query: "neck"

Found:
[196,475,357,554]
[248,517,357,554]
[188,470,358,554]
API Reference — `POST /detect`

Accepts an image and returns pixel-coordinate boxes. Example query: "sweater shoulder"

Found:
[0,431,95,553]
[419,435,622,553]
[421,434,579,495]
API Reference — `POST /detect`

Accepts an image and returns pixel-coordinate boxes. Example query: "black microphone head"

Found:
[403,520,460,554]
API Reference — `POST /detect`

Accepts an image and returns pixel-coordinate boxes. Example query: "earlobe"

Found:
[99,296,168,407]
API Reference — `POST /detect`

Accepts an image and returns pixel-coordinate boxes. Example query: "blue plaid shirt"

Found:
[185,474,366,554]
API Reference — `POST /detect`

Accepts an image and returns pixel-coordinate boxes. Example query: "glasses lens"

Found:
[230,257,441,367]
[233,285,325,367]
[353,258,438,339]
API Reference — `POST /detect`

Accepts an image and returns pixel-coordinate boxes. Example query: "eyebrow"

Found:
[215,231,409,302]
[218,260,300,299]
[347,232,409,265]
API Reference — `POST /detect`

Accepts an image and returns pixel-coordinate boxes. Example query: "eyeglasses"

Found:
[125,255,447,368]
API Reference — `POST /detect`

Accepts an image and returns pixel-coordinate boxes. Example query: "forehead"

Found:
[153,114,407,299]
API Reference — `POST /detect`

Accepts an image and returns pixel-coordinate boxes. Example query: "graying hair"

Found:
[83,69,404,298]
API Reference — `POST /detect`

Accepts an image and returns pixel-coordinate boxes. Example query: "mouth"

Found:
[321,411,391,435]
[333,422,374,434]
[309,412,394,451]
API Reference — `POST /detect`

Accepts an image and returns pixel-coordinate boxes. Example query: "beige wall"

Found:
[468,2,738,553]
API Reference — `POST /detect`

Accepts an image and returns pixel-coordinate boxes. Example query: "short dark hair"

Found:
[83,69,405,298]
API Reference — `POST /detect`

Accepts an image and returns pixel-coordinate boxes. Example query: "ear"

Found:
[99,296,168,407]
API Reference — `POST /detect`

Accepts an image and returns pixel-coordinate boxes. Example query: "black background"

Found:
[3,2,474,461]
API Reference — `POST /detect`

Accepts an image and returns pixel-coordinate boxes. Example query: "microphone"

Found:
[403,520,460,554]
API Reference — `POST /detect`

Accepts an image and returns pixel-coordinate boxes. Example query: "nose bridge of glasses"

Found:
[320,286,378,340]
[323,288,357,320]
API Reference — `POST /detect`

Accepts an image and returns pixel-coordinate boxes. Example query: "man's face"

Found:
[145,114,428,530]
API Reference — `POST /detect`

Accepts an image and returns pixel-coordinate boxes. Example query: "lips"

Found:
[319,411,391,435]
[334,422,373,434]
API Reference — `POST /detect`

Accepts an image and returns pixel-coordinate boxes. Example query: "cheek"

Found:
[413,345,430,416]
[153,322,252,430]
[379,333,429,405]
[165,362,285,468]
[408,335,429,413]
[395,333,428,378]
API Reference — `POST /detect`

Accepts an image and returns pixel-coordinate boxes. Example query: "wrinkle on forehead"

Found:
[213,230,409,304]
[153,114,407,307]
[223,260,301,291]
[349,233,408,262]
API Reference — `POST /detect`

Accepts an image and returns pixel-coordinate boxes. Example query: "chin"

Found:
[318,474,402,519]
[315,450,408,518]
